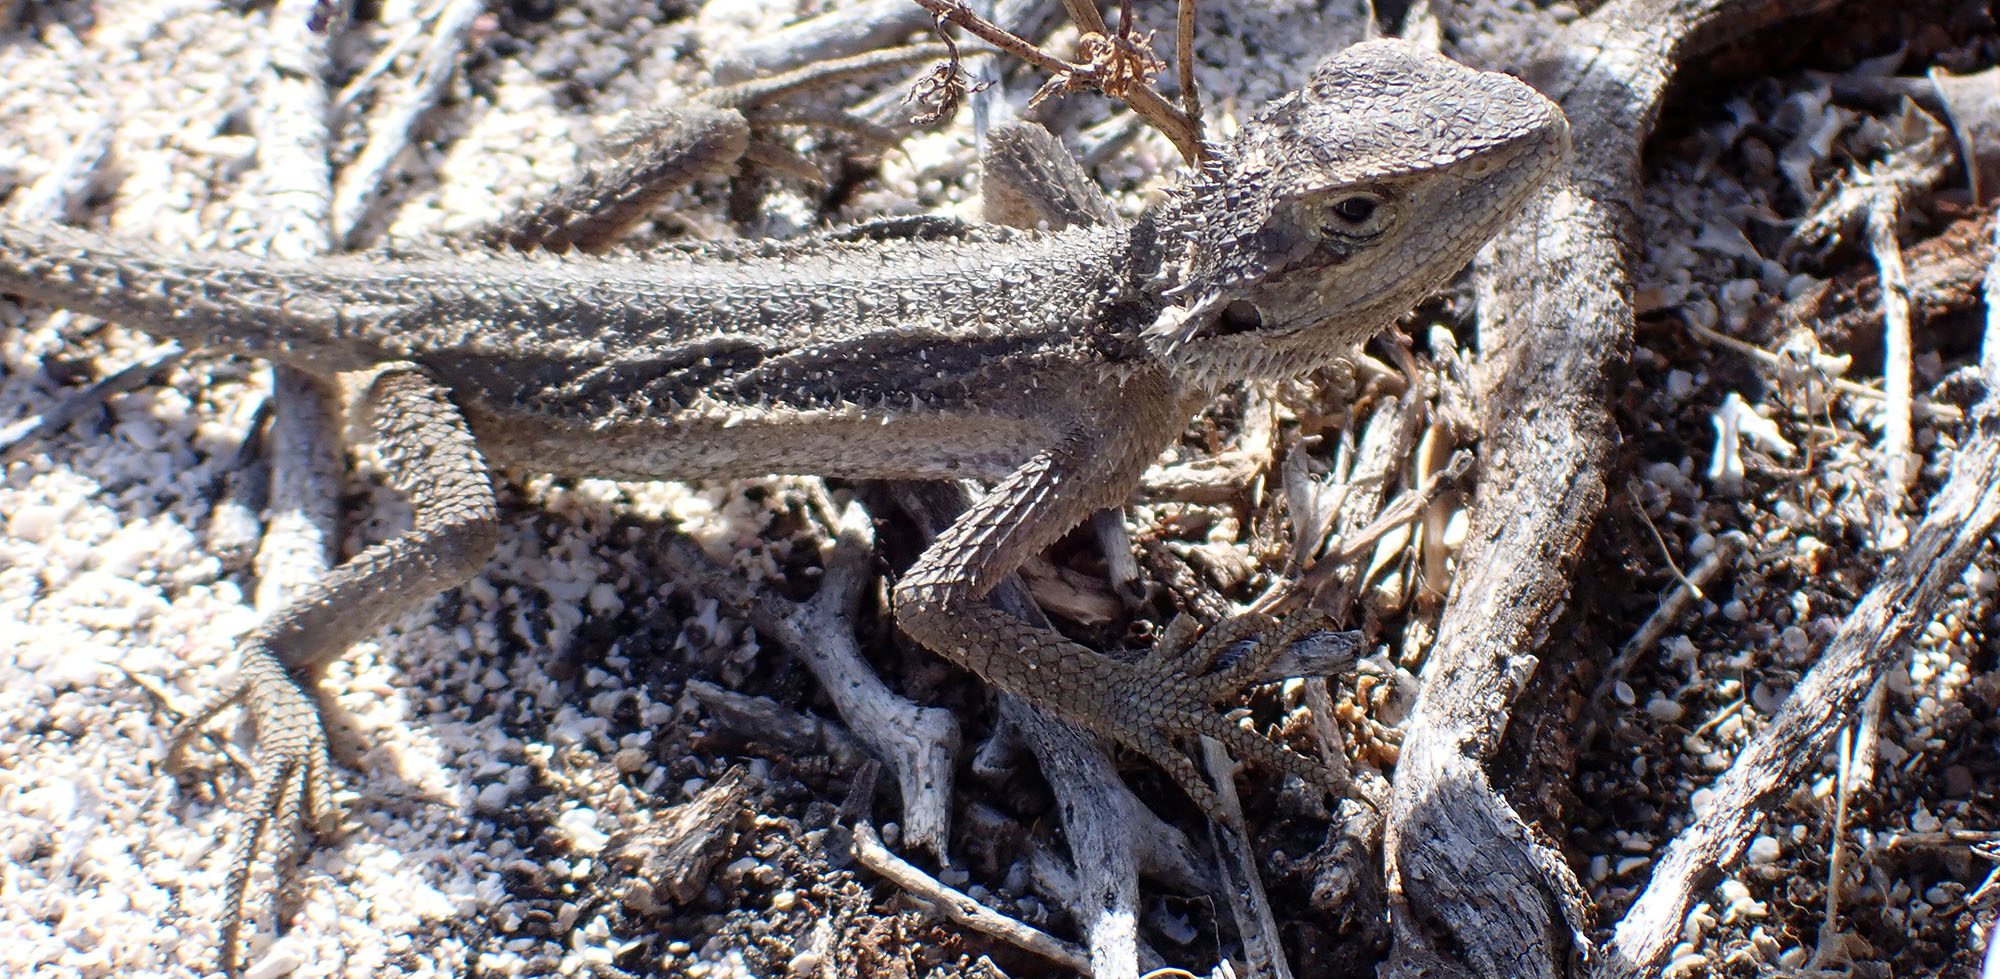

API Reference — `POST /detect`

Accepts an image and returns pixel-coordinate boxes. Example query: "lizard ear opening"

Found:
[1168,299,1265,347]
[1217,300,1264,335]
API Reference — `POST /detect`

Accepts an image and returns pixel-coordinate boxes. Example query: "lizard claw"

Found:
[169,638,338,977]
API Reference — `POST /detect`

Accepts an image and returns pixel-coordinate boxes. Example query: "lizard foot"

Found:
[1112,606,1347,820]
[167,637,338,977]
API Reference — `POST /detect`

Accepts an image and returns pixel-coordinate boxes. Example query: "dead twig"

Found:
[712,0,932,83]
[1275,448,1472,609]
[1775,206,1993,365]
[1867,187,1916,543]
[0,341,181,459]
[660,491,961,855]
[851,820,1092,973]
[1201,740,1297,979]
[1140,386,1280,501]
[1176,0,1199,121]
[1801,684,1880,975]
[911,0,1204,163]
[1592,529,1747,720]
[1682,315,1963,422]
[901,24,987,126]
[1060,0,1107,35]
[330,0,488,246]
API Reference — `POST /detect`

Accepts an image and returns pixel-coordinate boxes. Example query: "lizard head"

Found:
[1146,38,1568,388]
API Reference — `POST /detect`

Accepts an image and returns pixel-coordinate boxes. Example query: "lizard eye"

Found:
[1321,191,1392,240]
[1332,196,1376,223]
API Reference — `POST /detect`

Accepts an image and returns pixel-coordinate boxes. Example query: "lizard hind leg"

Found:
[479,42,945,255]
[979,120,1117,232]
[169,366,497,976]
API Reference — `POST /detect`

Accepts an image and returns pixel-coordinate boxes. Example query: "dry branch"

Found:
[0,341,179,459]
[658,495,962,856]
[1778,206,1993,357]
[329,0,487,246]
[1383,0,1840,975]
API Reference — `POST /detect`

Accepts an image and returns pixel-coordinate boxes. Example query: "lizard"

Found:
[0,36,1567,973]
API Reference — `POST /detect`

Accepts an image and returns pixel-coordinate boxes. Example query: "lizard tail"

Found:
[0,222,385,373]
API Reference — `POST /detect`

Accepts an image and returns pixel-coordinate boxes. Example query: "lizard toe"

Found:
[1124,726,1229,823]
[165,680,249,776]
[1104,611,1346,818]
[202,638,342,976]
[1189,710,1341,799]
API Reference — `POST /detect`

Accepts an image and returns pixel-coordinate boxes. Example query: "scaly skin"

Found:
[0,37,1567,973]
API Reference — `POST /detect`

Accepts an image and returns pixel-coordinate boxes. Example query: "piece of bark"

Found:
[683,679,873,774]
[608,766,752,909]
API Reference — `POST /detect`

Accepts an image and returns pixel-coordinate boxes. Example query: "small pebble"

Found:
[1779,625,1808,653]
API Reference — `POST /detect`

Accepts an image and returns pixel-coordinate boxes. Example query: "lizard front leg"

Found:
[890,369,1332,817]
[168,367,496,975]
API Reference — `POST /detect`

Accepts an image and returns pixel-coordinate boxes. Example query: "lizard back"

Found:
[0,218,1171,480]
